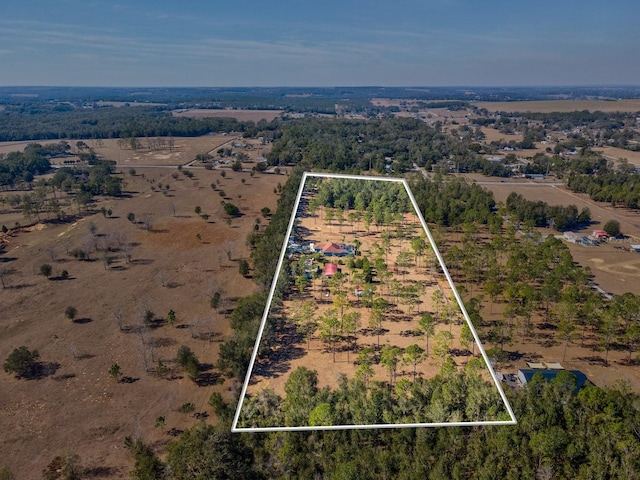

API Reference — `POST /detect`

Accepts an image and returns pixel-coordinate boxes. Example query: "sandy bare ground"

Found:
[246,195,486,404]
[0,160,283,478]
[473,99,640,113]
[475,297,640,392]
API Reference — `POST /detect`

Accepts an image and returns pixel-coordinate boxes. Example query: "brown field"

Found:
[0,141,43,155]
[247,218,469,400]
[0,141,283,478]
[0,134,270,168]
[473,99,640,113]
[172,109,282,122]
[599,146,640,166]
[480,126,523,144]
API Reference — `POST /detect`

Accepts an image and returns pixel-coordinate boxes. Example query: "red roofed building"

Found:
[592,230,608,240]
[314,242,352,257]
[324,263,339,277]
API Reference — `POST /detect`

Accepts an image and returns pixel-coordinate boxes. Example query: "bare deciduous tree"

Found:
[82,235,95,260]
[141,213,153,232]
[0,267,14,289]
[157,270,168,287]
[113,305,125,331]
[188,316,201,339]
[121,241,133,264]
[224,241,234,262]
[69,343,79,360]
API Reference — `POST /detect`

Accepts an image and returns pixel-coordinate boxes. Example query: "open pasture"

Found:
[0,163,282,478]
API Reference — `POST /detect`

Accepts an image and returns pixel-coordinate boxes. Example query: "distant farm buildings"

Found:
[592,230,608,241]
[524,173,545,180]
[563,231,599,246]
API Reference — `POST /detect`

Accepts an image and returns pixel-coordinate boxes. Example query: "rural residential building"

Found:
[323,263,339,277]
[592,230,608,240]
[314,242,353,257]
[517,369,588,392]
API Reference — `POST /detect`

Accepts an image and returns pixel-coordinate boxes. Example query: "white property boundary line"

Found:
[232,171,517,432]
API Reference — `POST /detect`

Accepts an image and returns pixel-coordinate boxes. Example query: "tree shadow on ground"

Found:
[73,317,92,324]
[130,258,154,265]
[196,363,222,387]
[6,283,35,290]
[76,353,96,360]
[26,362,60,380]
[577,355,608,366]
[152,337,177,348]
[251,322,306,381]
[83,466,122,478]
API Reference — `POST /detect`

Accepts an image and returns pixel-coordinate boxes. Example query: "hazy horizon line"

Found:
[2,84,640,90]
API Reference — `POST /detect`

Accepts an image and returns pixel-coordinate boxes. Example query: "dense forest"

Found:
[130,375,640,479]
[0,104,255,141]
[567,171,640,209]
[266,116,498,175]
[505,192,592,230]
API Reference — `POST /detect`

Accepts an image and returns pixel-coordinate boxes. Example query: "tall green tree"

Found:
[380,345,403,386]
[318,308,340,362]
[418,313,436,355]
[4,346,40,379]
[403,344,426,380]
[370,297,389,348]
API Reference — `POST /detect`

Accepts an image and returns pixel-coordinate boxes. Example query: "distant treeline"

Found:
[0,105,256,141]
[3,85,640,104]
[505,192,591,230]
[267,116,478,174]
[567,171,640,209]
[509,110,636,130]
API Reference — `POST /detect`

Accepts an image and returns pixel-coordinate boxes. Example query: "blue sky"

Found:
[1,0,639,87]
